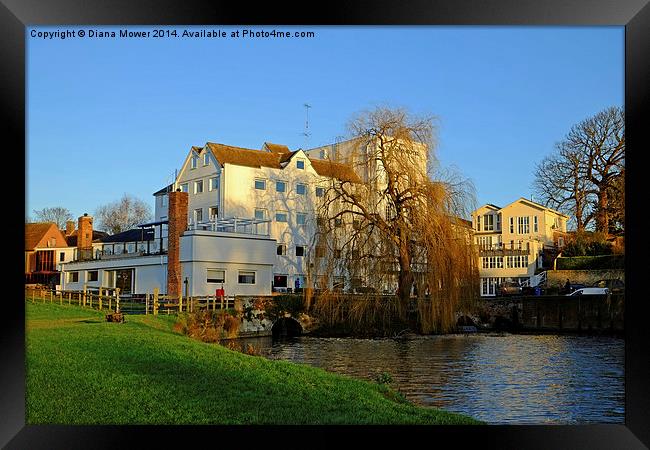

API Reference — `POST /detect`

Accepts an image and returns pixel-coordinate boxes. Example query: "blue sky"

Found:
[26,26,623,221]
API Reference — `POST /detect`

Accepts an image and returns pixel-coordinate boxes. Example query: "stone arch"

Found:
[272,317,303,338]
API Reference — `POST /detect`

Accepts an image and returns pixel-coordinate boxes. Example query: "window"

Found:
[238,271,256,284]
[207,269,225,283]
[254,208,266,220]
[276,211,288,222]
[316,187,325,197]
[352,219,361,230]
[277,244,287,255]
[496,214,501,231]
[191,155,198,169]
[161,195,168,207]
[88,271,98,282]
[209,206,218,220]
[296,246,305,257]
[255,179,266,190]
[276,181,287,193]
[533,216,538,233]
[68,272,79,283]
[334,218,343,228]
[509,217,514,233]
[180,183,188,193]
[477,215,481,231]
[209,177,218,191]
[194,208,203,223]
[203,152,210,166]
[517,216,530,234]
[194,180,203,194]
[296,183,307,195]
[483,214,494,231]
[59,252,65,262]
[296,213,307,225]
[296,159,305,169]
[273,275,288,288]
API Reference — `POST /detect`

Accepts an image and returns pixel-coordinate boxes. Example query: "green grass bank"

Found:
[25,301,481,425]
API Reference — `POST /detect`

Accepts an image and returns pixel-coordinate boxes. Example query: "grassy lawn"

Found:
[25,301,482,425]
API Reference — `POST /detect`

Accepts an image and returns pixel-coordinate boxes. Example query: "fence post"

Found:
[116,288,121,313]
[146,293,150,315]
[99,287,103,310]
[89,291,93,308]
[83,285,87,307]
[68,292,71,305]
[179,292,183,313]
[153,287,159,316]
[108,289,112,311]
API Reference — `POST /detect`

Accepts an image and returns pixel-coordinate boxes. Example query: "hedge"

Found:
[556,255,625,270]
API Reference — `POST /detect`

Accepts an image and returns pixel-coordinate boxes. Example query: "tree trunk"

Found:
[397,243,413,319]
[596,188,609,233]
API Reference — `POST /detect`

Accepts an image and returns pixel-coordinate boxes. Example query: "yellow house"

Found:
[471,198,569,296]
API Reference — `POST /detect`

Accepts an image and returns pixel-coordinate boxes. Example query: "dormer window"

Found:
[191,155,198,169]
[296,159,305,170]
[203,153,210,166]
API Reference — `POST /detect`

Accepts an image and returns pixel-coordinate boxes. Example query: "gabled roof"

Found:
[279,150,299,164]
[476,203,501,212]
[25,223,58,251]
[263,142,290,154]
[308,159,362,183]
[207,142,283,169]
[512,197,569,218]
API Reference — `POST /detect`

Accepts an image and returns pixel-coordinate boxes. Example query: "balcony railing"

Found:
[478,243,531,256]
[187,217,271,236]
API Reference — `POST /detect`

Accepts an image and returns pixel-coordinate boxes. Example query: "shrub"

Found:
[556,255,624,270]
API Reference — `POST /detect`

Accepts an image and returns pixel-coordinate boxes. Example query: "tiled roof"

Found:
[206,142,361,183]
[207,142,283,169]
[25,223,56,251]
[264,142,290,154]
[308,159,362,183]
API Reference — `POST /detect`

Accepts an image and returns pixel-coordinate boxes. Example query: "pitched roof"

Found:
[206,142,361,183]
[25,223,56,251]
[308,159,362,183]
[207,142,283,169]
[514,197,569,218]
[263,142,290,154]
[153,184,174,196]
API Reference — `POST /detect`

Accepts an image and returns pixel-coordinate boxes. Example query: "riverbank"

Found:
[25,301,481,425]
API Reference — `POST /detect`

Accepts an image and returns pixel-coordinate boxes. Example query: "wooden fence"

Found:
[25,286,239,316]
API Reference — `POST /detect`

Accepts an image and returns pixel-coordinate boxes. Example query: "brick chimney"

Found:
[77,213,93,260]
[65,220,75,236]
[167,190,188,298]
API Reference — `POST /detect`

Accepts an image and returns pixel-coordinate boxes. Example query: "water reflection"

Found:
[237,333,624,425]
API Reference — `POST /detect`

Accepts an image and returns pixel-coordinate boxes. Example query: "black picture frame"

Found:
[4,1,648,448]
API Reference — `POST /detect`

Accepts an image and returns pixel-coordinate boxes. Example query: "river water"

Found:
[241,333,624,424]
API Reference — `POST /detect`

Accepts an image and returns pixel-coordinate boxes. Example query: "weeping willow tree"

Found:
[306,107,479,334]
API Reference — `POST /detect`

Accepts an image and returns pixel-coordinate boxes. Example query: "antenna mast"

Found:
[302,103,311,149]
